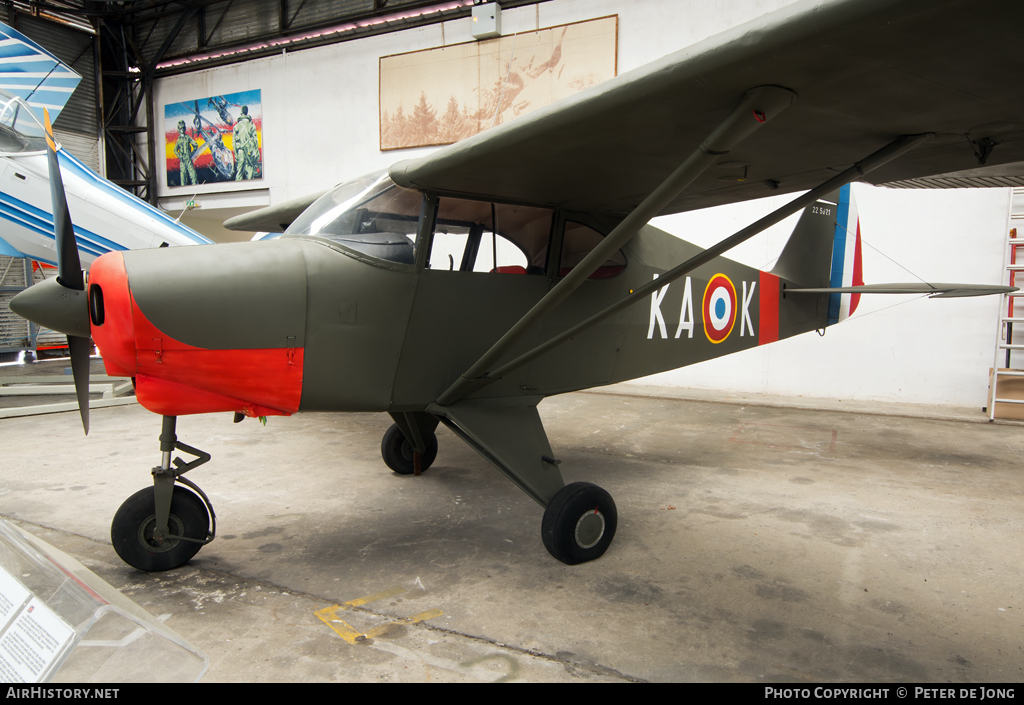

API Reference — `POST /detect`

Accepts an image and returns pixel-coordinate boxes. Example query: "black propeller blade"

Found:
[67,336,91,435]
[10,110,93,434]
[43,108,89,434]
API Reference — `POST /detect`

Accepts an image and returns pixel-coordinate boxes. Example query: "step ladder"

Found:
[988,227,1024,420]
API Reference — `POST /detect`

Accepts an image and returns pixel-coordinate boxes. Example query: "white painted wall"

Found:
[150,0,1013,409]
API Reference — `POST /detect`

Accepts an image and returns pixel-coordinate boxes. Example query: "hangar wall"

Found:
[148,0,1013,409]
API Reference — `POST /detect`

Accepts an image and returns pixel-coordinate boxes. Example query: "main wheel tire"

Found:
[542,482,617,565]
[111,486,210,572]
[381,423,438,475]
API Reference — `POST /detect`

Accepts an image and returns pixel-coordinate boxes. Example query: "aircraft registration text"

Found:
[648,274,759,344]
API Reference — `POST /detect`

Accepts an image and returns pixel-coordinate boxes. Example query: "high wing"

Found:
[386,0,1024,217]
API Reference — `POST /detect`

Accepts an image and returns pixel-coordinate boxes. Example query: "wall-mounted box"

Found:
[472,2,501,40]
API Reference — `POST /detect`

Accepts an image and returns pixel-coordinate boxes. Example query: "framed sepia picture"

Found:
[380,16,617,151]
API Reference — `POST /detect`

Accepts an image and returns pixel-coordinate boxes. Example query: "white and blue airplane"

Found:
[0,22,209,268]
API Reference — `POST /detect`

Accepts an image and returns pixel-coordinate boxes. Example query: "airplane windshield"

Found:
[284,173,422,265]
[0,88,49,154]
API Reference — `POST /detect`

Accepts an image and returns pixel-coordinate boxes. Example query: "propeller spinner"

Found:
[9,108,92,434]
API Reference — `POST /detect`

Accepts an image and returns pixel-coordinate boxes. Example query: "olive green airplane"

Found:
[10,0,1024,571]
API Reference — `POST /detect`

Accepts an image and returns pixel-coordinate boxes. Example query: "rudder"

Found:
[771,185,863,324]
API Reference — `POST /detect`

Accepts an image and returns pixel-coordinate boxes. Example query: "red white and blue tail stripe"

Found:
[826,184,864,324]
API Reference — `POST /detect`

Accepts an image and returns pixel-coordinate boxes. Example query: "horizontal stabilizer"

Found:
[788,283,1018,298]
[223,190,326,233]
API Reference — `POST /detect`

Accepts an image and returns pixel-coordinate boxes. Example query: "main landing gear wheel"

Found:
[381,423,438,475]
[111,486,210,572]
[542,482,617,565]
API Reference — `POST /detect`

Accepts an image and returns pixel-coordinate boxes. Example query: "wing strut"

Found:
[470,133,935,390]
[436,85,798,406]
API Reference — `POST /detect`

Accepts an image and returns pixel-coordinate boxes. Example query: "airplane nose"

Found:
[10,276,90,338]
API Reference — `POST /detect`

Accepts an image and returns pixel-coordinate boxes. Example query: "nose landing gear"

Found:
[111,416,216,571]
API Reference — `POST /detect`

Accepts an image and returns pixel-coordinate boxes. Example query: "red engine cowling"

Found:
[88,251,304,418]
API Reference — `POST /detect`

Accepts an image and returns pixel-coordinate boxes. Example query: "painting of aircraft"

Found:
[9,0,1024,571]
[164,90,263,186]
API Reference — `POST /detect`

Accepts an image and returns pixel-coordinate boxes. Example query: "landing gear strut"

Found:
[111,416,216,571]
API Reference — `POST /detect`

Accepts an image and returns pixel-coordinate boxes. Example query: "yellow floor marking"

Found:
[315,587,443,645]
[362,608,445,640]
[314,606,365,645]
[362,622,400,640]
[342,585,408,608]
[401,608,444,624]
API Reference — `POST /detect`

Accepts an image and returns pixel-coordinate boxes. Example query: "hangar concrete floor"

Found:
[1,362,1022,683]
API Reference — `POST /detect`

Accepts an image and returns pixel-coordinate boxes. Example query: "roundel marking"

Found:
[702,273,737,344]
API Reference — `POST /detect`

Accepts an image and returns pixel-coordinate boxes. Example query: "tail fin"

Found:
[771,184,863,324]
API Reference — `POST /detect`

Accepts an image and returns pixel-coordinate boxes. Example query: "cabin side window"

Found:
[559,221,627,279]
[429,198,553,274]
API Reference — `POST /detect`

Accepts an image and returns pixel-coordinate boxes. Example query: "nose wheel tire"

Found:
[111,486,210,572]
[542,482,617,565]
[381,423,438,475]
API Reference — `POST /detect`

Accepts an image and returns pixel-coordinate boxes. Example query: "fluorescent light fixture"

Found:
[156,0,475,70]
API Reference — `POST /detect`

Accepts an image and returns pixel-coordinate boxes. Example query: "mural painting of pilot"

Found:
[233,105,262,180]
[174,120,199,186]
[165,89,262,186]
